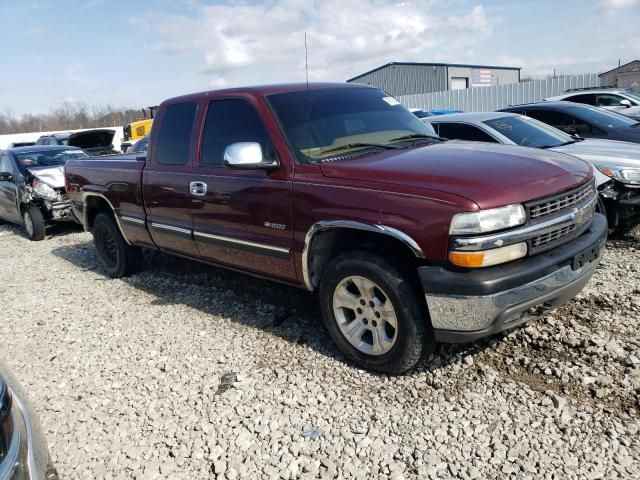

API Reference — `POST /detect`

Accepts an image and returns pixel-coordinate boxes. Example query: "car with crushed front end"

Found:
[0,361,58,480]
[424,112,640,234]
[0,145,89,240]
[65,83,607,373]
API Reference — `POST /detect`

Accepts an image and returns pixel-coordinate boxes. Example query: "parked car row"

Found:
[420,102,640,234]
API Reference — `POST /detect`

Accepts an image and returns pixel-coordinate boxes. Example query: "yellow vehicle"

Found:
[121,106,157,151]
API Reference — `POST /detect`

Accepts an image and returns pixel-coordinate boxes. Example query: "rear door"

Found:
[0,153,21,222]
[143,101,200,256]
[189,97,296,282]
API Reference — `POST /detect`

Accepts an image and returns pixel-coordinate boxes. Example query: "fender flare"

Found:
[81,192,133,245]
[301,220,426,291]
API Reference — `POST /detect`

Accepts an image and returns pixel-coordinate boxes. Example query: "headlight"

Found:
[449,242,528,268]
[596,164,640,185]
[32,179,58,200]
[449,204,526,235]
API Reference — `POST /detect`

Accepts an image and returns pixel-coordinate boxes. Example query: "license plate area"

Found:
[572,245,599,270]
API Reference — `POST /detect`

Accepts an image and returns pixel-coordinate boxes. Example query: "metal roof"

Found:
[347,62,522,82]
[599,60,640,77]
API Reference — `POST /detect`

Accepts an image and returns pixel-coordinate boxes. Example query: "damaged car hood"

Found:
[26,166,65,189]
[69,129,115,149]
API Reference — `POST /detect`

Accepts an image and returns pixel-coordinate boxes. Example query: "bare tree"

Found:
[0,102,147,134]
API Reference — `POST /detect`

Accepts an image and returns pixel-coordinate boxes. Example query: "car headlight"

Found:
[596,164,640,185]
[32,179,58,200]
[449,204,526,235]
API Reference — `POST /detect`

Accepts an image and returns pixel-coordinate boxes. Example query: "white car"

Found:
[546,88,640,117]
[423,112,640,233]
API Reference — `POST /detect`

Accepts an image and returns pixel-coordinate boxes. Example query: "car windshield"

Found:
[483,115,575,148]
[267,88,438,162]
[14,149,89,171]
[568,104,639,129]
[624,89,640,103]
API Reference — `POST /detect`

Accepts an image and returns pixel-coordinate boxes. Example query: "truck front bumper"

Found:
[419,213,608,343]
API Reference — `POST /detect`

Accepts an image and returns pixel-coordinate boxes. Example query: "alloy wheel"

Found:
[332,275,398,355]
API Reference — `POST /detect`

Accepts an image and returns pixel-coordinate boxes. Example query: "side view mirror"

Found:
[223,142,279,171]
[620,99,632,108]
[0,172,14,183]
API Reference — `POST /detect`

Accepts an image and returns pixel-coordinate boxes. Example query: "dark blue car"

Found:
[499,101,640,144]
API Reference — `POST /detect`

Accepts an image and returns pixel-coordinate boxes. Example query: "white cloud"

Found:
[601,0,640,9]
[136,1,495,86]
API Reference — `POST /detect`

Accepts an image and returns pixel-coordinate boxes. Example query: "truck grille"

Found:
[532,225,577,248]
[528,182,594,220]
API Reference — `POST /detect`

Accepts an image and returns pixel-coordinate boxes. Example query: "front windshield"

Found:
[483,115,574,148]
[624,89,640,103]
[14,149,89,172]
[267,88,437,162]
[568,104,639,129]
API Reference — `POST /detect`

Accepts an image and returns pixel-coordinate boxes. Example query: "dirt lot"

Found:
[0,222,638,479]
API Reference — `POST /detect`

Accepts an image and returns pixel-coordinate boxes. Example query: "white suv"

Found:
[546,88,640,117]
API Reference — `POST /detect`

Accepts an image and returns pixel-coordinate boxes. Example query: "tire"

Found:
[22,205,46,241]
[318,250,433,374]
[93,212,143,278]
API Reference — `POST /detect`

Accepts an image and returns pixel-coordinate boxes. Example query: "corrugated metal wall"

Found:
[349,64,448,97]
[397,73,600,111]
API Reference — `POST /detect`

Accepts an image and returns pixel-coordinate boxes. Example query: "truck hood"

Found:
[551,139,640,168]
[26,166,65,189]
[69,129,115,149]
[319,142,592,209]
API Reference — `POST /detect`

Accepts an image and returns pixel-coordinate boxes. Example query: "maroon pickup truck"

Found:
[65,83,607,373]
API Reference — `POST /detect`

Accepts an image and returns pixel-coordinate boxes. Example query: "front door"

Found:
[0,153,21,222]
[190,97,296,282]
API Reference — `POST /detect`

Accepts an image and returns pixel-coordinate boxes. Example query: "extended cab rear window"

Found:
[155,102,197,165]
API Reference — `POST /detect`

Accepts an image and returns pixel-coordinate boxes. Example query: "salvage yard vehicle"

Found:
[546,87,640,117]
[499,102,640,144]
[36,129,118,156]
[424,112,640,233]
[65,83,607,373]
[0,361,58,480]
[0,145,88,240]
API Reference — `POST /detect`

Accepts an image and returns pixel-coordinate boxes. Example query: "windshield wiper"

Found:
[541,140,578,148]
[387,133,444,143]
[317,142,402,156]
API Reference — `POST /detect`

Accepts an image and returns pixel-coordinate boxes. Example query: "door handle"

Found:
[190,181,207,196]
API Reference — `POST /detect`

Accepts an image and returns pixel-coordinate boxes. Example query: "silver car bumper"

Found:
[420,213,607,343]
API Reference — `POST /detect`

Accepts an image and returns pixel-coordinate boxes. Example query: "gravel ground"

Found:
[0,222,639,480]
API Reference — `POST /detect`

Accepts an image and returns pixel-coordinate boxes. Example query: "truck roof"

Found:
[164,82,374,104]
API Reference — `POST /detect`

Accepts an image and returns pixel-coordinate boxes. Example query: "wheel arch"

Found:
[302,221,426,291]
[82,193,132,245]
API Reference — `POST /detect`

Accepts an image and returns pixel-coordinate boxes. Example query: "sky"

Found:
[1,0,639,115]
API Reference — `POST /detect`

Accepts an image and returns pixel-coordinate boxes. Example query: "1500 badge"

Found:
[264,221,286,230]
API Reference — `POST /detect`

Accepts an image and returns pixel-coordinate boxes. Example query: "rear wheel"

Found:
[93,212,143,277]
[23,205,45,241]
[319,250,433,373]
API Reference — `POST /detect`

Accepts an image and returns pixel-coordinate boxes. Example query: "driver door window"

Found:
[597,94,626,107]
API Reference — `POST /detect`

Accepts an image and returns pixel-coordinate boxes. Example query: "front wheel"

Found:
[319,250,433,373]
[23,205,46,241]
[93,212,143,278]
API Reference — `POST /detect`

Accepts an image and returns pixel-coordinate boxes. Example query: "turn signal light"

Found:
[449,242,528,268]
